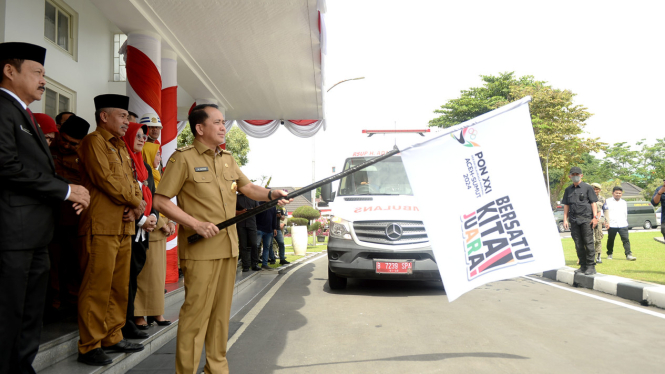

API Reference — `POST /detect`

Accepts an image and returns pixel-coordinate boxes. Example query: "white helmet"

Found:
[140,113,162,128]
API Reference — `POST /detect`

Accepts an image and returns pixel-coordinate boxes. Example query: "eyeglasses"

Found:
[136,134,148,141]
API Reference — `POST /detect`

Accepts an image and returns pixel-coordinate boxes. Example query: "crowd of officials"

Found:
[0,42,290,374]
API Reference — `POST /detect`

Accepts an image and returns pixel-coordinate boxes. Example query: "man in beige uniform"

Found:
[77,94,146,366]
[591,183,609,263]
[154,104,290,374]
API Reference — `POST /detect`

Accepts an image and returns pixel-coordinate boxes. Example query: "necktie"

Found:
[26,108,38,132]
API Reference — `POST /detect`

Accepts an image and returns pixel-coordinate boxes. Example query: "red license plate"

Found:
[375,261,413,274]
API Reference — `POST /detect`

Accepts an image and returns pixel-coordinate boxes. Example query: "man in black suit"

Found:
[0,42,90,374]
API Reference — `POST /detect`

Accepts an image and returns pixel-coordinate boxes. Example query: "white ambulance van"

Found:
[320,131,441,290]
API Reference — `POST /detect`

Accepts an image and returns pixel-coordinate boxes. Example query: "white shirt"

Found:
[0,87,70,200]
[606,198,628,228]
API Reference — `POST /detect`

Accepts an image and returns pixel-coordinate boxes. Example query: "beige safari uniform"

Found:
[594,195,609,255]
[156,139,249,374]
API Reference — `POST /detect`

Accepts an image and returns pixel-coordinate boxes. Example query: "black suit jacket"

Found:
[0,89,69,250]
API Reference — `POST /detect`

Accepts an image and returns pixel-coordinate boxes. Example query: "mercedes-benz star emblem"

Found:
[385,223,403,241]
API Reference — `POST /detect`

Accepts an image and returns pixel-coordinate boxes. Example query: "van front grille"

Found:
[353,220,428,245]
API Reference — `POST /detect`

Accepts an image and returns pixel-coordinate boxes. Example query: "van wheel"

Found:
[328,267,347,290]
[644,221,652,229]
[557,222,565,233]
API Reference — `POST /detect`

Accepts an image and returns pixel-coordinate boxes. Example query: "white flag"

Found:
[400,97,564,301]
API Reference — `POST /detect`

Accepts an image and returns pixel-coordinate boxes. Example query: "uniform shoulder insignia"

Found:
[176,145,194,152]
[221,149,232,155]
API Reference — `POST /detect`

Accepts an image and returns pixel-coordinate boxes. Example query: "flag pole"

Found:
[187,148,400,244]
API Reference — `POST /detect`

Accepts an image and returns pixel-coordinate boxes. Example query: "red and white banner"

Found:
[400,97,564,301]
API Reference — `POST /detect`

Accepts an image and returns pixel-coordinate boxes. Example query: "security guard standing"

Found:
[562,166,598,275]
[153,104,290,374]
[590,183,609,264]
[76,95,146,366]
[48,115,91,310]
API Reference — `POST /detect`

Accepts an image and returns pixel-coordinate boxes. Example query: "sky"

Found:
[239,0,665,188]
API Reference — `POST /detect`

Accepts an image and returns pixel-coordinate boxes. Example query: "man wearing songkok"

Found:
[47,115,90,313]
[153,104,291,374]
[0,41,89,374]
[76,94,146,366]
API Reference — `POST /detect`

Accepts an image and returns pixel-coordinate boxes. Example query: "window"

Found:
[113,34,128,82]
[42,78,76,120]
[44,0,78,57]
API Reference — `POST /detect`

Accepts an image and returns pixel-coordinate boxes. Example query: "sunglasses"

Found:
[136,134,148,141]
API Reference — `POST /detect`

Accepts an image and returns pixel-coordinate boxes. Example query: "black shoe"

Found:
[178,268,184,278]
[261,265,276,271]
[269,260,276,265]
[251,266,262,271]
[280,260,291,265]
[574,266,587,273]
[78,348,113,366]
[136,323,150,331]
[242,267,250,272]
[584,266,597,275]
[147,316,172,326]
[103,339,145,353]
[122,327,149,339]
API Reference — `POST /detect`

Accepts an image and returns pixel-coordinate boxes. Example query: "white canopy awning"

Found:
[92,0,326,127]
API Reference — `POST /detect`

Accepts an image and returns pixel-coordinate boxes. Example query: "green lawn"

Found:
[561,231,665,285]
[266,236,327,269]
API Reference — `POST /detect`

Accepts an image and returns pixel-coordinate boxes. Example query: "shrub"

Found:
[307,221,321,233]
[292,206,321,221]
[287,217,308,226]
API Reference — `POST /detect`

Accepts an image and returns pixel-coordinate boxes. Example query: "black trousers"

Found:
[238,226,259,269]
[125,238,147,326]
[607,227,631,255]
[0,247,50,374]
[570,221,595,267]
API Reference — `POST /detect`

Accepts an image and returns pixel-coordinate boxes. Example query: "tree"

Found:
[177,125,251,166]
[225,126,250,166]
[429,72,605,207]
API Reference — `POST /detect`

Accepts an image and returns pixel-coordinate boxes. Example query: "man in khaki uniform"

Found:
[591,183,609,264]
[153,104,290,374]
[76,94,147,366]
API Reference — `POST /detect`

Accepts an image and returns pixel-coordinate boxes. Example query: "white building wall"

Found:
[3,0,125,131]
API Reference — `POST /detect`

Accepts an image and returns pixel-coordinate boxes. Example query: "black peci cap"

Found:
[60,115,90,140]
[94,94,129,111]
[569,166,582,175]
[0,42,46,65]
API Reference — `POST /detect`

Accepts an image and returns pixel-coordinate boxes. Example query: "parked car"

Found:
[553,208,569,233]
[626,201,657,229]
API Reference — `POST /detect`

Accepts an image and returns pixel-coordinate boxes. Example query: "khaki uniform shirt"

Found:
[595,195,610,223]
[156,139,250,260]
[77,127,142,236]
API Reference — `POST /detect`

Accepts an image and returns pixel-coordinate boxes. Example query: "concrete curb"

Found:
[534,266,665,309]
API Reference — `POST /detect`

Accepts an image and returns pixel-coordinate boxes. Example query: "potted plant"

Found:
[287,217,308,255]
[292,206,321,249]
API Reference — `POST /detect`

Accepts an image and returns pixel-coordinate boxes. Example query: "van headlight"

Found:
[330,217,352,240]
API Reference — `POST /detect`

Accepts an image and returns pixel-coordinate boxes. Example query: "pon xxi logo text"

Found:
[452,128,480,147]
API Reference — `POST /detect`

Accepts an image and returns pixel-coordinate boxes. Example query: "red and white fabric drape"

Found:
[231,119,326,138]
[123,31,162,120]
[161,50,180,284]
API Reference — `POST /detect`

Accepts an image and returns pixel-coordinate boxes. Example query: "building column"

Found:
[125,30,162,119]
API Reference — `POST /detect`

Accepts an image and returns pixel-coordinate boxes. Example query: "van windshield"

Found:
[338,156,413,196]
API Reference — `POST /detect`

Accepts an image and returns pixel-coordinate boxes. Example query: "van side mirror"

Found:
[321,182,334,202]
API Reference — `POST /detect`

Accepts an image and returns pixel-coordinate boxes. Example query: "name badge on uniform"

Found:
[195,167,209,172]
